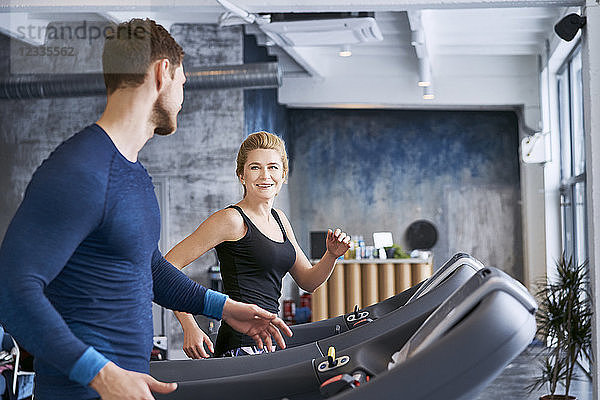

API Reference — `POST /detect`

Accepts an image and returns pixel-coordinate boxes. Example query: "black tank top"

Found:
[214,205,296,355]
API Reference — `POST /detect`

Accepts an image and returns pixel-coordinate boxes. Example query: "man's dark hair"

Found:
[102,18,184,94]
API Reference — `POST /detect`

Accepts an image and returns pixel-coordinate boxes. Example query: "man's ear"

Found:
[154,59,170,92]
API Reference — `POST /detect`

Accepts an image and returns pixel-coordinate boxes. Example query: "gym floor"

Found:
[477,344,592,399]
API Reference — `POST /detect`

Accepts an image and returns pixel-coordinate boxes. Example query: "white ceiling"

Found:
[0,1,582,109]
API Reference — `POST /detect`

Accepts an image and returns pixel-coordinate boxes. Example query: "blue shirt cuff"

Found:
[203,289,228,319]
[68,347,109,386]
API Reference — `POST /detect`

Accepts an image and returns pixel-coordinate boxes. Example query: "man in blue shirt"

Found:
[0,18,292,399]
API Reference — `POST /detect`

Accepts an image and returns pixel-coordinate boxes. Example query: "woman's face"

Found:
[241,149,285,200]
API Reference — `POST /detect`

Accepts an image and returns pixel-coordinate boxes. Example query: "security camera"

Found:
[554,13,586,42]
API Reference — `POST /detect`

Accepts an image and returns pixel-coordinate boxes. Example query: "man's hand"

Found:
[89,361,177,400]
[222,299,293,351]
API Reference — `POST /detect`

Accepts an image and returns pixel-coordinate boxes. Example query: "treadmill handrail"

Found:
[391,268,537,366]
[149,259,481,387]
[406,253,484,303]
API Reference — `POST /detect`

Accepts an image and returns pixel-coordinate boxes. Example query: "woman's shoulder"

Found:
[272,207,289,219]
[208,207,246,240]
[272,208,292,227]
[212,207,245,226]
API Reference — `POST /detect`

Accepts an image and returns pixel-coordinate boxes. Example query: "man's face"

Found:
[152,64,185,136]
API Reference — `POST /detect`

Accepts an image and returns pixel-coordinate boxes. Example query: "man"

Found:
[0,18,292,399]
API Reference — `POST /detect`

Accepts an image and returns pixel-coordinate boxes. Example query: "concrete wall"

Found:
[0,26,107,243]
[287,108,524,281]
[277,41,543,289]
[0,23,246,358]
[141,24,245,356]
[142,23,244,277]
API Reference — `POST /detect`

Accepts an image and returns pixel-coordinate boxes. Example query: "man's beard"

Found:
[151,96,177,136]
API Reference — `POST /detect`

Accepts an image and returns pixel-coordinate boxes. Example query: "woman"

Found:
[165,131,350,358]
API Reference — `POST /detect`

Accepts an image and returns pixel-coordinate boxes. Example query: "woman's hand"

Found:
[325,228,351,258]
[182,323,214,359]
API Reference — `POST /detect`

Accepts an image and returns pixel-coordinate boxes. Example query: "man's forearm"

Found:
[152,250,227,318]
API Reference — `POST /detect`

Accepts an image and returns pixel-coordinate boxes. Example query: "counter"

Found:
[310,258,433,322]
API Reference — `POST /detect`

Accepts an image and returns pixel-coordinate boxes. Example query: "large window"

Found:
[558,45,587,266]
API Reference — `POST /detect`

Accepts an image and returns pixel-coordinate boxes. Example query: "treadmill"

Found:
[156,267,536,400]
[330,267,537,399]
[151,253,482,384]
[286,252,484,348]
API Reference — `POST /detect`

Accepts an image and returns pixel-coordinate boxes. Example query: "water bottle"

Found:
[358,236,365,259]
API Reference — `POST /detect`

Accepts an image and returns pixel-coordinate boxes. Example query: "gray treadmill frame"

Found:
[150,255,481,383]
[156,268,537,400]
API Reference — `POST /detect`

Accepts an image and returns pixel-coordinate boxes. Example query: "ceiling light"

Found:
[410,30,424,47]
[418,58,431,87]
[339,44,352,57]
[423,86,435,100]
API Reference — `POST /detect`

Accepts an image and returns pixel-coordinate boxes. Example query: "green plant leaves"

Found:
[530,253,592,396]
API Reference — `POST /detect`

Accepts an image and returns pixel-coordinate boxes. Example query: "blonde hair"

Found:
[236,131,289,196]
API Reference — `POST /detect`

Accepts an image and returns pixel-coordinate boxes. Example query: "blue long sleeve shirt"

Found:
[0,124,226,399]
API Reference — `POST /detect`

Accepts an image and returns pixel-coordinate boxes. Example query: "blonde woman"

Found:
[165,131,351,358]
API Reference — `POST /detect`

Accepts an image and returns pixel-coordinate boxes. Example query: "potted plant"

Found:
[529,253,593,400]
[384,244,410,259]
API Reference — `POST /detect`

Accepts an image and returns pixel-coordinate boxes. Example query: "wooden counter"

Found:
[310,258,433,322]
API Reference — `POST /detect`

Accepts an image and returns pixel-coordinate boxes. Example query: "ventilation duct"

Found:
[0,62,281,100]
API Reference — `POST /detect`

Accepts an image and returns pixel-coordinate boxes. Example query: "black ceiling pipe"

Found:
[0,62,281,100]
[185,62,281,90]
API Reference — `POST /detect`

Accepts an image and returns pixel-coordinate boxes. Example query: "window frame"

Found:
[557,44,587,267]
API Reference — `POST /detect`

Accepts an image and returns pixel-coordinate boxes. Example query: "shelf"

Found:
[311,257,431,264]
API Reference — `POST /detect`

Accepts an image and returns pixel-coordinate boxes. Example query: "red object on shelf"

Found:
[283,299,296,324]
[300,293,311,309]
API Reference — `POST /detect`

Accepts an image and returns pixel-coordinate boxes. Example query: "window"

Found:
[557,45,587,266]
